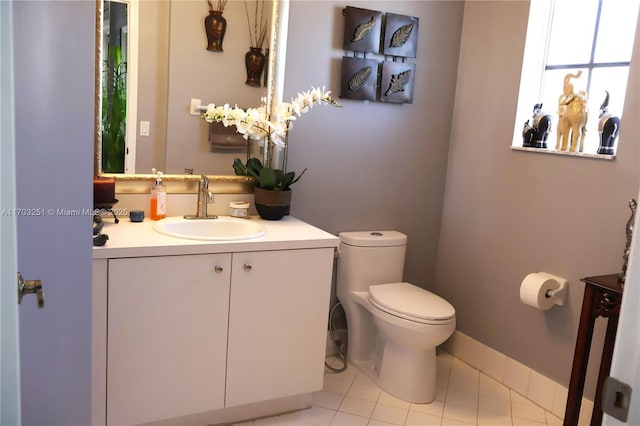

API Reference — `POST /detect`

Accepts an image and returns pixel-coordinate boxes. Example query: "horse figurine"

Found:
[556,71,588,152]
[597,90,621,155]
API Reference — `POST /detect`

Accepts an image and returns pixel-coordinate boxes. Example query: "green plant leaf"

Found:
[274,169,284,186]
[289,168,307,185]
[232,158,247,176]
[246,157,262,172]
[231,157,306,190]
[245,157,263,179]
[259,167,277,190]
[281,171,295,189]
[281,168,307,190]
[101,46,127,173]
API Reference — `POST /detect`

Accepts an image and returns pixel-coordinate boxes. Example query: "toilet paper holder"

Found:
[537,272,569,306]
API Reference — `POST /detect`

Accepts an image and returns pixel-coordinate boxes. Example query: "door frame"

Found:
[0,0,21,423]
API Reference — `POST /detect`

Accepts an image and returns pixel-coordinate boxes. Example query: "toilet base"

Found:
[379,344,436,403]
[350,344,437,404]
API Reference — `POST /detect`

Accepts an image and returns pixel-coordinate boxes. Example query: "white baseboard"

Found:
[441,330,593,424]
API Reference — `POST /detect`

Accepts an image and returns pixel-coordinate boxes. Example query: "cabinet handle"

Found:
[243,264,252,272]
[214,265,223,273]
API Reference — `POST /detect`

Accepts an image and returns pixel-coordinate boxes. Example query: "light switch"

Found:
[140,121,150,136]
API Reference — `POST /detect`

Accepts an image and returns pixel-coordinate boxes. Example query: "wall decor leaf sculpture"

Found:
[351,16,376,42]
[340,57,377,101]
[348,66,373,92]
[342,8,417,102]
[385,70,411,96]
[389,23,414,48]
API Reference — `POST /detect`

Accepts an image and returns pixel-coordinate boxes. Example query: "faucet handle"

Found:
[201,175,214,203]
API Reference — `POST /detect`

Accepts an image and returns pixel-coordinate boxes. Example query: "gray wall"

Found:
[434,1,640,398]
[284,1,465,290]
[284,0,639,398]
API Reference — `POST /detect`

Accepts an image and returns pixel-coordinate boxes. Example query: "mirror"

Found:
[95,0,289,192]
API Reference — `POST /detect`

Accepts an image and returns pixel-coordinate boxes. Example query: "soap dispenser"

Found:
[150,171,167,220]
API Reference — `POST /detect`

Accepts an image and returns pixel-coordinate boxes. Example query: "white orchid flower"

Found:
[275,103,296,123]
[201,86,339,158]
[222,106,243,127]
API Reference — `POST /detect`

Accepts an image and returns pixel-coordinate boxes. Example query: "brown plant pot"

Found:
[254,187,291,220]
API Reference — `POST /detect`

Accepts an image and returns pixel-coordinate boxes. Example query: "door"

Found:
[12,1,96,424]
[603,192,640,425]
[603,189,640,426]
[603,13,640,426]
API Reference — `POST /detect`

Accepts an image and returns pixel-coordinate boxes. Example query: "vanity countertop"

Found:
[93,215,339,259]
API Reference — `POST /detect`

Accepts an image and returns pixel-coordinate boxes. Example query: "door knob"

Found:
[243,264,252,272]
[214,265,223,273]
[17,272,44,309]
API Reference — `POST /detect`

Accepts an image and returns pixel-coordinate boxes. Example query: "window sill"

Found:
[511,146,616,160]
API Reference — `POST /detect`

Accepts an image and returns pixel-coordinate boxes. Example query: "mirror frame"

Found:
[94,0,289,194]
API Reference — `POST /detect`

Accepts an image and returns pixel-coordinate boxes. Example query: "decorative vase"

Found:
[245,47,265,87]
[204,10,226,52]
[254,187,291,220]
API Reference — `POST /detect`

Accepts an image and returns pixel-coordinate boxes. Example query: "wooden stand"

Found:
[563,274,623,426]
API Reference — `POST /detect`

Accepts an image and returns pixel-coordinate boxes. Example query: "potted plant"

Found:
[233,157,306,219]
[202,86,340,219]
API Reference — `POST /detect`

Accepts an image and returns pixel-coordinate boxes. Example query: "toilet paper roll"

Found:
[519,272,559,310]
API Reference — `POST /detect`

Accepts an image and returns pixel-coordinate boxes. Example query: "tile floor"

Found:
[235,351,565,426]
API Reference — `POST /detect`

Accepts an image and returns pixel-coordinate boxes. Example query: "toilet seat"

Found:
[368,282,455,325]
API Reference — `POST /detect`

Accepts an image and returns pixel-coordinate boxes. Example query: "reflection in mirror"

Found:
[101,0,137,173]
[95,0,287,184]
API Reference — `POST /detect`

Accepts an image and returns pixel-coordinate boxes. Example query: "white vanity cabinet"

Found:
[226,249,334,407]
[106,253,232,425]
[93,218,337,426]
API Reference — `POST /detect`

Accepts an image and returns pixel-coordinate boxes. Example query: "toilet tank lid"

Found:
[338,231,407,247]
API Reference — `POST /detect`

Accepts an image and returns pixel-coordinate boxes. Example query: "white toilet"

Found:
[336,230,456,403]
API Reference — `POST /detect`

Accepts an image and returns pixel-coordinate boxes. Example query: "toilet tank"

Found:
[337,231,407,294]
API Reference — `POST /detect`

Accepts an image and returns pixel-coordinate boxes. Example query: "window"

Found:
[512,0,639,158]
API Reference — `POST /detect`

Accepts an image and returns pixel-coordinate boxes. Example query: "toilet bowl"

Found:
[337,231,455,403]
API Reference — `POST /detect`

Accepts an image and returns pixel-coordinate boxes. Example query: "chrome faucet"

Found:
[184,175,217,219]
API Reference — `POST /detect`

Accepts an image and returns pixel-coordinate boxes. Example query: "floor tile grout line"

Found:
[323,353,556,426]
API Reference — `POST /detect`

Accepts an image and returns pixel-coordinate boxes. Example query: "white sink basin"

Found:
[153,216,266,241]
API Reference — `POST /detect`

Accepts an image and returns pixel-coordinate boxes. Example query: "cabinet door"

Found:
[107,254,231,425]
[226,248,334,407]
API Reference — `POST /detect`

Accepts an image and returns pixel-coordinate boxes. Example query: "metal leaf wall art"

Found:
[383,13,419,57]
[340,7,419,104]
[348,66,373,92]
[380,62,415,104]
[385,70,411,96]
[340,57,377,101]
[352,16,376,43]
[342,6,382,54]
[390,23,415,48]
